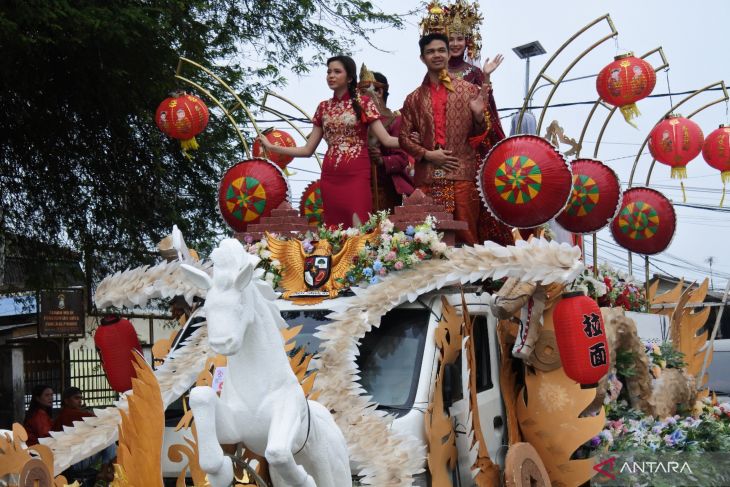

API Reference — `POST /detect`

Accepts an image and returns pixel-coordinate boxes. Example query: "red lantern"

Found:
[94,315,143,393]
[648,114,704,200]
[553,292,609,385]
[702,125,730,206]
[596,53,656,127]
[252,129,297,170]
[155,92,209,155]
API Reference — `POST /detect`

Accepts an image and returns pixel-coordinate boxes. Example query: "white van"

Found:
[162,288,507,486]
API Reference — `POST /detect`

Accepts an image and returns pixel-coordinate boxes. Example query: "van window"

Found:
[281,310,332,356]
[357,309,430,417]
[472,315,493,392]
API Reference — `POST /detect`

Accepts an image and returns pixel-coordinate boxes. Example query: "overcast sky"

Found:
[255,0,730,288]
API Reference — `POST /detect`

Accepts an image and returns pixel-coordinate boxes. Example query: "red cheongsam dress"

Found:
[312,92,380,227]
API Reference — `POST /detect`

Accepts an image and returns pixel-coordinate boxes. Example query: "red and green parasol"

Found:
[218,158,290,232]
[478,135,572,228]
[299,180,324,227]
[610,187,675,255]
[556,159,622,234]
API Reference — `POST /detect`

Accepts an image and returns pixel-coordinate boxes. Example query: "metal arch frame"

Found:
[623,80,729,282]
[515,14,618,134]
[175,57,266,158]
[577,47,669,158]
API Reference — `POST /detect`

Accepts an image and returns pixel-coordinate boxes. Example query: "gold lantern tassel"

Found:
[180,137,200,159]
[620,103,641,129]
[720,171,730,207]
[671,166,688,202]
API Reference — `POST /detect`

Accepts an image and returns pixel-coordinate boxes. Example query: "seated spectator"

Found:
[23,384,53,446]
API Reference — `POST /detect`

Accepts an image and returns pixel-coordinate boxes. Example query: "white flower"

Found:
[264,272,275,287]
[431,241,448,254]
[271,259,281,268]
[345,227,361,237]
[380,218,394,234]
[260,249,272,259]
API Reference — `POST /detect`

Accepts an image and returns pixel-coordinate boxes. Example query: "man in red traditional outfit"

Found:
[399,33,495,244]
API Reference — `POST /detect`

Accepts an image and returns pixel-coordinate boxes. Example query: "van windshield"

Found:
[280,309,331,356]
[356,309,430,417]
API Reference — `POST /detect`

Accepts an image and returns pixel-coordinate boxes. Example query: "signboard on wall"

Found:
[38,288,85,337]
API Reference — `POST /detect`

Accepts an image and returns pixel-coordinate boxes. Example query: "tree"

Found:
[0,0,403,291]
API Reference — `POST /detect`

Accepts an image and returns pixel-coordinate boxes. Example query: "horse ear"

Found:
[234,265,254,291]
[181,264,213,290]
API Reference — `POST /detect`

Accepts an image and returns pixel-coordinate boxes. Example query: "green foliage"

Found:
[0,0,403,290]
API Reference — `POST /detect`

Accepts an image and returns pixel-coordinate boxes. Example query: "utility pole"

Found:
[705,256,715,290]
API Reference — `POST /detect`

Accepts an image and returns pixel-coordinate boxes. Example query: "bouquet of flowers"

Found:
[570,262,648,312]
[240,211,449,289]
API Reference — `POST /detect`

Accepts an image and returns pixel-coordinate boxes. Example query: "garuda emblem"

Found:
[265,230,377,304]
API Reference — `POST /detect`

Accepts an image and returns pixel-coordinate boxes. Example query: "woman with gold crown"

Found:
[423,0,514,245]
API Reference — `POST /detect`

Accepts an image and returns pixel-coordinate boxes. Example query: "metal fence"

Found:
[68,348,118,407]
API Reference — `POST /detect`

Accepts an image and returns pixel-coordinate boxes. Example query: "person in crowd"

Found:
[358,66,414,212]
[53,387,116,481]
[23,384,53,446]
[258,55,400,228]
[399,33,496,244]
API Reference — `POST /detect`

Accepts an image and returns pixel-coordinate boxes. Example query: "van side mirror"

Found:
[442,363,459,409]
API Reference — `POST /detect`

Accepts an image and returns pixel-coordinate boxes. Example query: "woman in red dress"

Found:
[23,384,54,445]
[259,55,399,228]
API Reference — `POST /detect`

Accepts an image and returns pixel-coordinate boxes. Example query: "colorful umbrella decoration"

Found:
[610,187,676,255]
[556,159,622,234]
[478,135,573,228]
[299,180,324,227]
[218,158,290,232]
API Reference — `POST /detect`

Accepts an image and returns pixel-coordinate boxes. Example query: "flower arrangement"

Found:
[344,213,448,286]
[240,211,449,290]
[570,262,648,312]
[591,397,730,453]
[646,341,687,379]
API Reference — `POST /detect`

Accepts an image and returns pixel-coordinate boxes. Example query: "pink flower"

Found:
[384,251,397,262]
[379,268,387,276]
[394,261,404,270]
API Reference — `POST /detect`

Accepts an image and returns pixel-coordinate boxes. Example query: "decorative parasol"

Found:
[217,158,290,232]
[610,187,675,255]
[478,135,572,228]
[299,179,324,227]
[556,159,622,234]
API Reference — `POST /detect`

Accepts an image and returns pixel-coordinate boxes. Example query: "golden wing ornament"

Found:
[265,232,307,293]
[330,228,379,285]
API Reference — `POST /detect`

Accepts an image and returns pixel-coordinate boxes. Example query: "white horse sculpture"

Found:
[182,238,351,487]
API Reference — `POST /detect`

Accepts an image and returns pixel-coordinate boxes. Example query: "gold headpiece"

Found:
[419,0,484,62]
[358,63,386,91]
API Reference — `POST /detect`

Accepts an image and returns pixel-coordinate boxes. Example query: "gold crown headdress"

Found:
[419,0,484,62]
[358,63,386,91]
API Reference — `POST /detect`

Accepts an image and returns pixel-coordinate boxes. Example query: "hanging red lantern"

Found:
[556,159,622,234]
[596,53,656,127]
[300,180,324,227]
[702,125,730,206]
[252,128,297,170]
[553,292,609,386]
[155,92,209,155]
[610,187,676,255]
[478,135,573,228]
[94,315,143,393]
[648,114,704,200]
[218,158,290,232]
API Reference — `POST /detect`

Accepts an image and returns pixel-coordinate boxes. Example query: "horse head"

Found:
[182,238,257,356]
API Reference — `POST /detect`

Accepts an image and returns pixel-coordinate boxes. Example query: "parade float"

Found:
[3,3,730,487]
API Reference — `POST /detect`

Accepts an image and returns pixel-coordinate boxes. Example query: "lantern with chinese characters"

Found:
[252,129,297,170]
[155,92,209,155]
[218,158,290,232]
[648,114,704,200]
[94,315,143,393]
[596,53,656,127]
[553,292,609,385]
[702,125,730,206]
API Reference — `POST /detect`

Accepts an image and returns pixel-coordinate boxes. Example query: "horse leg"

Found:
[265,395,314,487]
[189,386,234,487]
